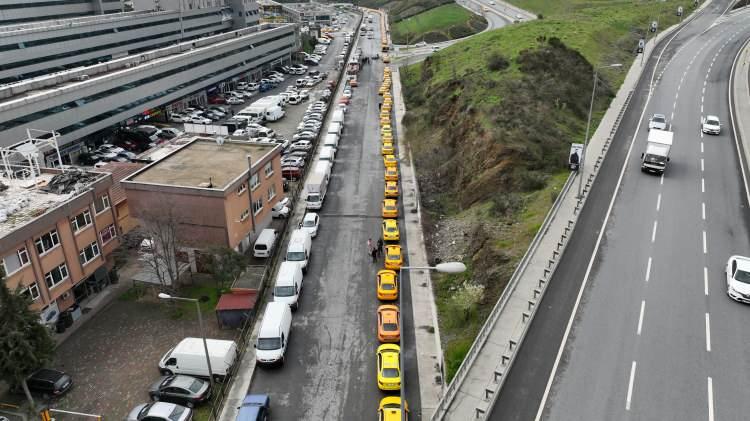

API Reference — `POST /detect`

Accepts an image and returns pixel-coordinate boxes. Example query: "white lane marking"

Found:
[701,95,705,103]
[702,104,704,113]
[656,193,662,211]
[701,158,705,172]
[652,221,658,243]
[702,178,706,193]
[703,230,708,254]
[671,112,675,120]
[705,313,712,352]
[702,202,706,220]
[626,361,637,411]
[708,377,715,421]
[702,87,706,94]
[704,266,709,296]
[660,174,664,185]
[646,257,652,282]
[701,142,704,153]
[637,301,645,335]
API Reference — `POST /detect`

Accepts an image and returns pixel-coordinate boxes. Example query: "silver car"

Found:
[125,402,192,421]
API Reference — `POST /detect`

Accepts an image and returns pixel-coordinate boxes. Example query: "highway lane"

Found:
[248,12,421,419]
[488,1,750,420]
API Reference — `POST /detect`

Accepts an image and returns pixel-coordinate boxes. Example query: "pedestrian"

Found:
[371,247,378,262]
[377,238,384,256]
[367,238,373,252]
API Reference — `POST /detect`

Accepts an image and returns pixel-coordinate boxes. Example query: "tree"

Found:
[139,204,185,289]
[0,272,55,409]
[207,246,249,290]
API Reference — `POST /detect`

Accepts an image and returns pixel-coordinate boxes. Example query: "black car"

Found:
[148,375,211,408]
[22,369,72,398]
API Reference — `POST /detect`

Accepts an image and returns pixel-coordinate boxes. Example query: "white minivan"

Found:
[273,261,304,310]
[319,146,335,164]
[159,337,238,382]
[286,229,312,273]
[328,121,342,136]
[323,133,339,150]
[255,302,293,365]
[253,228,278,258]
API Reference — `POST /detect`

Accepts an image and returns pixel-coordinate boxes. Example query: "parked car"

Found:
[282,166,302,180]
[125,402,192,421]
[271,201,291,218]
[293,131,316,141]
[190,116,212,124]
[17,368,72,398]
[281,156,305,167]
[236,394,270,421]
[246,82,260,91]
[227,97,245,105]
[291,140,313,151]
[148,375,211,408]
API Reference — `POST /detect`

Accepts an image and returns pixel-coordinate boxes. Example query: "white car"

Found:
[431,45,440,52]
[271,201,291,218]
[226,97,244,105]
[702,115,721,135]
[726,255,750,303]
[246,82,260,91]
[190,116,212,124]
[299,212,320,238]
[415,41,427,47]
[291,140,313,151]
[648,113,667,131]
[125,402,192,421]
[288,95,303,105]
[233,129,249,137]
[169,113,190,123]
[342,89,352,98]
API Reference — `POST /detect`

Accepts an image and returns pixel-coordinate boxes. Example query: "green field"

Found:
[400,0,689,383]
[391,4,487,44]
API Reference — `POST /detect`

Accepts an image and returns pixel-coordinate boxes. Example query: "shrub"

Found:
[487,53,510,71]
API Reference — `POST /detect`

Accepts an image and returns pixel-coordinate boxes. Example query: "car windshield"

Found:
[652,115,665,123]
[388,254,399,260]
[303,220,316,227]
[169,405,187,421]
[187,378,204,393]
[734,269,750,284]
[307,194,320,202]
[287,251,306,261]
[381,283,395,290]
[383,323,398,331]
[257,337,282,350]
[707,118,719,125]
[382,368,399,378]
[645,154,666,164]
[386,226,396,232]
[275,286,296,297]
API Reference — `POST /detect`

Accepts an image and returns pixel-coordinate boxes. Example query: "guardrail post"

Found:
[528,300,535,311]
[538,279,546,288]
[485,388,494,399]
[552,250,559,259]
[543,268,550,277]
[475,408,486,418]
[494,370,502,382]
[522,312,529,323]
[509,340,517,351]
[548,259,554,268]
[533,288,541,298]
[501,355,510,365]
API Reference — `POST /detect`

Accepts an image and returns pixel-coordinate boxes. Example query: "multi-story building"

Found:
[122,137,284,253]
[0,0,124,26]
[0,155,118,324]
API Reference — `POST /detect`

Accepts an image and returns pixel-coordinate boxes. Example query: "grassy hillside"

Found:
[391,4,487,44]
[400,0,689,381]
[355,0,454,21]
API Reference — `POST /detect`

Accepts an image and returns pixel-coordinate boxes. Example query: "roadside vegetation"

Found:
[400,0,688,381]
[391,4,487,44]
[355,0,453,21]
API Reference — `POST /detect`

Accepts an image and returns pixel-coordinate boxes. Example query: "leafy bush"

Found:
[487,53,510,71]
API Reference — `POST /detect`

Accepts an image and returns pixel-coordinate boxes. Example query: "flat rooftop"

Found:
[129,138,277,190]
[0,170,105,239]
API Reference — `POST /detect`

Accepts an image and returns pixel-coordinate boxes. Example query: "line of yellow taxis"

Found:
[376,65,409,420]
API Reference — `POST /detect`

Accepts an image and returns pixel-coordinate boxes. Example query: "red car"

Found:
[208,96,226,104]
[282,166,302,180]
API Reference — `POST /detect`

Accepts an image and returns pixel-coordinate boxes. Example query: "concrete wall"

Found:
[0,0,122,25]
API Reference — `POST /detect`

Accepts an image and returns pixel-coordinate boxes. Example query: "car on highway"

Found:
[431,45,441,52]
[125,402,192,421]
[376,344,401,391]
[382,219,400,241]
[385,167,399,182]
[385,181,399,198]
[382,142,394,156]
[383,154,398,168]
[237,394,270,420]
[415,41,427,47]
[148,375,211,408]
[377,269,398,300]
[648,113,667,131]
[384,245,403,270]
[382,199,398,218]
[726,255,750,303]
[702,115,721,135]
[378,397,408,420]
[299,212,320,238]
[377,304,400,343]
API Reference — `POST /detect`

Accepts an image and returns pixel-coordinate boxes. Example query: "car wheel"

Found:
[160,369,173,376]
[186,401,195,408]
[153,395,160,401]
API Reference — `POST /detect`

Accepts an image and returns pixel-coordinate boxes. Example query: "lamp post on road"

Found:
[397,262,467,421]
[158,293,215,391]
[577,63,623,199]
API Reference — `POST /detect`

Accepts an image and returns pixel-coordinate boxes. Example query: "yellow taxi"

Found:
[383,93,393,102]
[382,219,400,241]
[378,397,408,421]
[377,269,398,300]
[383,54,391,63]
[382,133,394,144]
[376,344,401,391]
[381,125,392,136]
[382,104,392,114]
[379,87,388,96]
[380,111,391,120]
[377,304,401,343]
[385,181,399,198]
[384,245,403,270]
[385,167,399,182]
[381,142,394,156]
[380,117,391,127]
[384,66,391,73]
[382,199,399,218]
[383,154,398,168]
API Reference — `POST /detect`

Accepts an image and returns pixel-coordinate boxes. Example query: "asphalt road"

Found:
[248,12,422,419]
[490,2,750,420]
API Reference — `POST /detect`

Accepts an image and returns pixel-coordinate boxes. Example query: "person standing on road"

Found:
[377,238,384,257]
[371,247,378,262]
[367,238,373,253]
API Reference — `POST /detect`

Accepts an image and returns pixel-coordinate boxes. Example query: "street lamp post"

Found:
[576,63,623,199]
[397,261,466,421]
[158,293,215,391]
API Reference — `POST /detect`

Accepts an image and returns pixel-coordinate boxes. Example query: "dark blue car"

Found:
[236,394,270,421]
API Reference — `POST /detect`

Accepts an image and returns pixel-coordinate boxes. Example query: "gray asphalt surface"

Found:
[490,2,750,420]
[248,12,422,420]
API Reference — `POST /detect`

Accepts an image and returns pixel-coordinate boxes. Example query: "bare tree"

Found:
[139,204,185,289]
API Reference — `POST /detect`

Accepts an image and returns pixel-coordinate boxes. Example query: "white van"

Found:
[273,261,304,310]
[323,133,339,149]
[159,337,238,381]
[332,109,345,125]
[319,146,335,164]
[265,106,285,122]
[255,302,293,365]
[328,121,342,136]
[285,229,312,273]
[253,228,278,258]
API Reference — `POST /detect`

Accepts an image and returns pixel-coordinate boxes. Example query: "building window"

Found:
[1,246,30,276]
[94,194,111,214]
[237,183,247,195]
[100,224,117,244]
[20,282,40,302]
[267,184,276,201]
[71,209,93,232]
[240,209,250,222]
[44,263,69,289]
[34,229,60,255]
[252,197,263,215]
[79,241,101,266]
[250,173,260,190]
[264,161,273,177]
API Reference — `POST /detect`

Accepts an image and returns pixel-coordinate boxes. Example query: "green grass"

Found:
[167,284,222,320]
[391,4,486,44]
